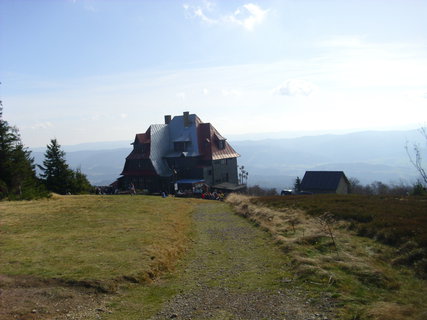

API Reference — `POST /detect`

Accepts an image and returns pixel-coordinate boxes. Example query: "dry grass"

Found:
[366,302,419,320]
[0,195,197,286]
[226,193,427,320]
[0,195,199,319]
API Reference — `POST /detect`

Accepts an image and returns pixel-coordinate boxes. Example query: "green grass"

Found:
[0,195,197,288]
[102,202,294,319]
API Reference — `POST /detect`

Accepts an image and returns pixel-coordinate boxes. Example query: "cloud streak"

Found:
[29,121,54,130]
[183,2,268,31]
[273,79,317,97]
[227,3,268,31]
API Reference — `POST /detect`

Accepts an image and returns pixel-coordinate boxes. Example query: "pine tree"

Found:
[0,106,47,199]
[294,176,302,193]
[38,139,74,194]
[38,139,92,194]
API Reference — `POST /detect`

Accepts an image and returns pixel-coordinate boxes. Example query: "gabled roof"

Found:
[135,131,150,144]
[135,134,150,144]
[126,150,149,160]
[300,171,349,192]
[198,123,240,160]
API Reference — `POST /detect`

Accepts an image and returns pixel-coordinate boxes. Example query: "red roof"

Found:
[198,123,240,160]
[135,133,150,144]
[126,150,149,160]
[134,126,151,144]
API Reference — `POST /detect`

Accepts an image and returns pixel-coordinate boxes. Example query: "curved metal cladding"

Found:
[149,124,173,177]
[166,113,201,157]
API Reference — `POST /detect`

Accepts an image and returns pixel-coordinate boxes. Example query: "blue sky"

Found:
[1,0,426,147]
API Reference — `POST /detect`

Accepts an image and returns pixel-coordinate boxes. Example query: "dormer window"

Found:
[174,141,191,152]
[218,139,225,150]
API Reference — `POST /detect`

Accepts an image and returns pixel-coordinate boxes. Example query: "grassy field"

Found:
[251,194,427,247]
[250,194,427,277]
[101,202,308,320]
[226,194,427,320]
[2,193,426,319]
[0,194,198,319]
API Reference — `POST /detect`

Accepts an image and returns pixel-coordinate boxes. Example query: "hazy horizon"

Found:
[28,125,423,151]
[1,0,426,148]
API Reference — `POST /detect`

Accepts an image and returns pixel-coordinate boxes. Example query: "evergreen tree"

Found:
[0,106,47,199]
[294,176,302,193]
[38,139,92,194]
[38,139,74,194]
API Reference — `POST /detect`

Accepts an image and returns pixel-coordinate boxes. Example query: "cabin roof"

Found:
[300,171,349,192]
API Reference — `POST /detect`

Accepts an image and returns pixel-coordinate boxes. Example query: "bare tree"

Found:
[406,127,427,186]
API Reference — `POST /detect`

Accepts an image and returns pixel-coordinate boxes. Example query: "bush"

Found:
[246,185,278,196]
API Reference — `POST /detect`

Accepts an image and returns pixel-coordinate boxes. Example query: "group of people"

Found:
[95,186,117,195]
[201,191,225,201]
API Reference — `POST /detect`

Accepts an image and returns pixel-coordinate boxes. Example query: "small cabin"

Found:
[300,171,350,194]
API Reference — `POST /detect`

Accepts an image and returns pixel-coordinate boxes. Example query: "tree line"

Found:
[0,106,91,200]
[246,179,425,197]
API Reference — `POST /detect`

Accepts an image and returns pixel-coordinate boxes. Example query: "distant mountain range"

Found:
[31,129,425,190]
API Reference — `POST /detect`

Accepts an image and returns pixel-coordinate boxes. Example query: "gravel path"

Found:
[150,202,334,320]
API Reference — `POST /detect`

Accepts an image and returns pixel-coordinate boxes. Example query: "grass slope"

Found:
[104,202,332,320]
[0,195,197,319]
[226,194,427,320]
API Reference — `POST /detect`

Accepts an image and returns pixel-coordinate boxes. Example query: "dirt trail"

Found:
[150,202,334,320]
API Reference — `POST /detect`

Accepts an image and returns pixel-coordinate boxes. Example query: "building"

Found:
[300,171,350,194]
[119,112,242,193]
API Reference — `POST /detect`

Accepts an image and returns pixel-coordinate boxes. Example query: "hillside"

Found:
[0,195,197,320]
[226,194,427,319]
[236,129,424,189]
[1,194,425,319]
[30,129,424,188]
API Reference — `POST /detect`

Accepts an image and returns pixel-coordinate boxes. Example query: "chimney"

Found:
[164,115,171,124]
[183,111,190,127]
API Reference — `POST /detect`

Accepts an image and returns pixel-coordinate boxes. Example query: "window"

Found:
[218,139,225,150]
[174,141,191,152]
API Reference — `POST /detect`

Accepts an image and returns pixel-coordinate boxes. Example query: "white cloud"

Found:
[194,7,217,24]
[120,113,128,119]
[183,2,268,30]
[183,2,217,24]
[30,121,53,130]
[203,88,209,95]
[227,3,268,31]
[273,79,317,97]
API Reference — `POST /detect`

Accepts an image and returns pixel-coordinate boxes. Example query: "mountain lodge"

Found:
[118,112,243,194]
